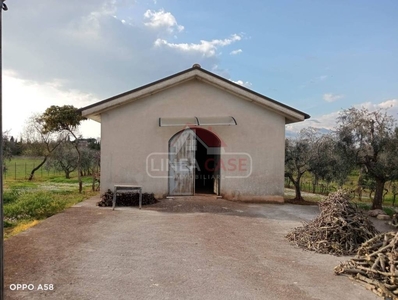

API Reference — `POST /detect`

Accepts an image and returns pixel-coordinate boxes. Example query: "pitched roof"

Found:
[80,64,310,124]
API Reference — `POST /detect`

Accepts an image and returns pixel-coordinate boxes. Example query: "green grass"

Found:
[353,202,396,216]
[285,170,398,208]
[2,156,99,238]
[4,191,69,220]
[3,186,98,238]
[3,156,78,181]
[47,176,93,184]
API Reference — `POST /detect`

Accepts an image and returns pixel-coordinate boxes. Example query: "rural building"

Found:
[80,64,309,202]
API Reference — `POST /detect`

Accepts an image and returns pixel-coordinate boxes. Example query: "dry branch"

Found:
[286,190,379,256]
[335,231,398,299]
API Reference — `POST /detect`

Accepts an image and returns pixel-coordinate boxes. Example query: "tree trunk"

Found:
[372,178,385,210]
[28,156,48,180]
[65,170,70,179]
[294,181,303,201]
[68,132,83,193]
[288,174,304,201]
[312,175,318,194]
[92,170,96,192]
[75,142,82,193]
[76,149,83,193]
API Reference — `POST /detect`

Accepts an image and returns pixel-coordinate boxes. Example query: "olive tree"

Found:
[38,105,86,192]
[285,128,321,201]
[46,141,78,179]
[309,133,353,190]
[285,128,352,201]
[336,107,398,209]
[23,114,66,180]
[2,131,13,161]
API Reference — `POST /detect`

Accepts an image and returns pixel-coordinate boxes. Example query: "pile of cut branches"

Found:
[97,189,158,207]
[335,232,398,299]
[286,190,379,256]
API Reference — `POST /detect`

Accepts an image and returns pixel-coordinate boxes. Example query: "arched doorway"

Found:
[169,128,221,196]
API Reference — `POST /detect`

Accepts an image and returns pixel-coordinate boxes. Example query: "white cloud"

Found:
[154,34,242,57]
[376,99,398,109]
[63,0,119,40]
[231,79,252,88]
[286,98,398,136]
[3,70,100,138]
[357,99,398,117]
[3,1,236,96]
[230,49,242,55]
[2,1,242,137]
[323,93,344,102]
[144,9,184,32]
[286,111,339,134]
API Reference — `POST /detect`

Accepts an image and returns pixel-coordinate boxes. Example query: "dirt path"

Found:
[4,196,388,300]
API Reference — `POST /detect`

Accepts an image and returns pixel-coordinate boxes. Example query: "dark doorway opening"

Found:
[168,128,221,196]
[194,128,220,195]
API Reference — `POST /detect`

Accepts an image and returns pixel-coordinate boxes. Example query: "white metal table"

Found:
[112,185,142,210]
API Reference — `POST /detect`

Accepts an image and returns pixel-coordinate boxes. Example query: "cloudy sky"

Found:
[2,0,398,138]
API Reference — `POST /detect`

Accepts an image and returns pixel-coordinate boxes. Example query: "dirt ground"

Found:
[4,195,395,300]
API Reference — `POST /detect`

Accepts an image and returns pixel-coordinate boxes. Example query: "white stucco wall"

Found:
[100,79,285,202]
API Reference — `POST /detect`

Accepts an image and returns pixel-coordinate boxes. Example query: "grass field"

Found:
[3,156,79,181]
[286,172,398,207]
[3,156,98,238]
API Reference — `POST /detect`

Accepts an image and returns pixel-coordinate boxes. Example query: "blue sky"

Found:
[2,0,398,138]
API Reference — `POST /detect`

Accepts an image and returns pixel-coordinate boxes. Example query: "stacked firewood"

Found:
[335,232,398,299]
[97,189,157,207]
[286,190,379,256]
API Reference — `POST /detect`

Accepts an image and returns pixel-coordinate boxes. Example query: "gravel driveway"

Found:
[4,195,384,300]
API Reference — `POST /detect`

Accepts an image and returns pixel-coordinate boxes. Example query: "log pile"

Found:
[334,232,398,299]
[97,189,158,207]
[286,190,379,256]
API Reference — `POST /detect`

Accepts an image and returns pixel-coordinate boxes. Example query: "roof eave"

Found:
[80,66,310,124]
[81,69,200,118]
